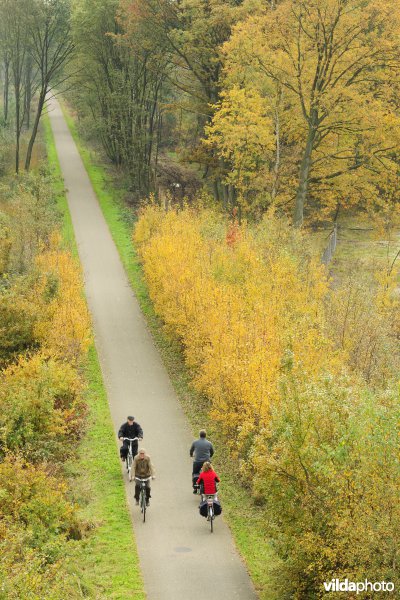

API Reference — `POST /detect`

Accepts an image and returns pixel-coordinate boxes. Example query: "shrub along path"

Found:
[48,97,257,599]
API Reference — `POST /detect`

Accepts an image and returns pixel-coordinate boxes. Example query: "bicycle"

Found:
[135,476,152,522]
[200,484,219,533]
[205,494,216,532]
[122,437,139,481]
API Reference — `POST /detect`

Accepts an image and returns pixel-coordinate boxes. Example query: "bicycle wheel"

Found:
[127,454,133,481]
[141,487,146,523]
[208,505,214,533]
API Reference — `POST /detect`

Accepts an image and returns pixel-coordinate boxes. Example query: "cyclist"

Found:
[118,416,143,461]
[189,429,214,493]
[133,448,155,506]
[196,461,220,496]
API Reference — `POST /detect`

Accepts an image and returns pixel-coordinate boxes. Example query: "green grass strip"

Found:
[42,113,145,599]
[70,346,146,599]
[42,114,77,256]
[61,102,275,598]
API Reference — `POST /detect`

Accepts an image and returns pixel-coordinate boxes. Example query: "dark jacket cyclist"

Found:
[118,416,143,460]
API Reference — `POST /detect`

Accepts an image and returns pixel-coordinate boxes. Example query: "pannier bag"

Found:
[199,500,208,517]
[213,500,222,515]
[199,500,222,518]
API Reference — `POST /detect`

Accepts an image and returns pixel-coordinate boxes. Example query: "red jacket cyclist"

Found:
[196,461,220,495]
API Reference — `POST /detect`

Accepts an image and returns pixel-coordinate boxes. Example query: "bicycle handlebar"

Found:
[122,437,140,441]
[135,476,152,482]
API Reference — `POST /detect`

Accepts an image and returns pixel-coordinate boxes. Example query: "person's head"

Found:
[199,429,207,438]
[127,416,135,424]
[202,461,212,472]
[138,448,147,459]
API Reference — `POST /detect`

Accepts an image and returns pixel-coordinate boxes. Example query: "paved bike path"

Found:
[48,98,257,600]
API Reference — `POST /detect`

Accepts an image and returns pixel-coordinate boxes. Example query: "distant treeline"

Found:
[67,0,400,226]
[0,0,73,172]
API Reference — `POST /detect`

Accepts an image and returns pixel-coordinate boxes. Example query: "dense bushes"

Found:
[134,205,400,597]
[0,278,39,365]
[252,375,400,597]
[326,268,400,386]
[0,235,91,369]
[0,173,91,596]
[135,207,337,449]
[0,458,82,600]
[0,173,68,367]
[0,173,58,276]
[0,353,85,461]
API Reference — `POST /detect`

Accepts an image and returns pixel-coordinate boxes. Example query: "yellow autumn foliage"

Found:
[32,233,91,363]
[212,0,400,223]
[0,170,91,595]
[0,352,86,461]
[0,231,91,460]
[205,86,276,211]
[135,205,400,593]
[0,457,83,599]
[135,206,341,450]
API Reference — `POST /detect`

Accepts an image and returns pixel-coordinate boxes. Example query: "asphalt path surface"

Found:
[48,97,258,600]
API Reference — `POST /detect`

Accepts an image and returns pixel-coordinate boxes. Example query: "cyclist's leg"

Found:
[120,440,128,460]
[134,482,140,502]
[192,460,203,492]
[132,442,139,459]
[192,460,204,476]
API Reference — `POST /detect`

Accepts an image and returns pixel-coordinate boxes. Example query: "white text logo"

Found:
[323,579,395,594]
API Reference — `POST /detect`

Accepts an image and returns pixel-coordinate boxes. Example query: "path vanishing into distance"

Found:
[48,98,257,600]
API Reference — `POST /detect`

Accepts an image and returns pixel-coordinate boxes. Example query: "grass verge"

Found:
[42,113,145,599]
[68,346,145,599]
[42,114,77,254]
[60,102,276,598]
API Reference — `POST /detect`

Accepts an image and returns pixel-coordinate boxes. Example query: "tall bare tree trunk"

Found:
[271,86,281,201]
[293,108,318,228]
[3,58,9,123]
[24,56,32,128]
[15,81,20,173]
[25,89,46,171]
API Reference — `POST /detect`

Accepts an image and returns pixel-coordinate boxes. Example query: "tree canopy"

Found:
[62,0,400,225]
